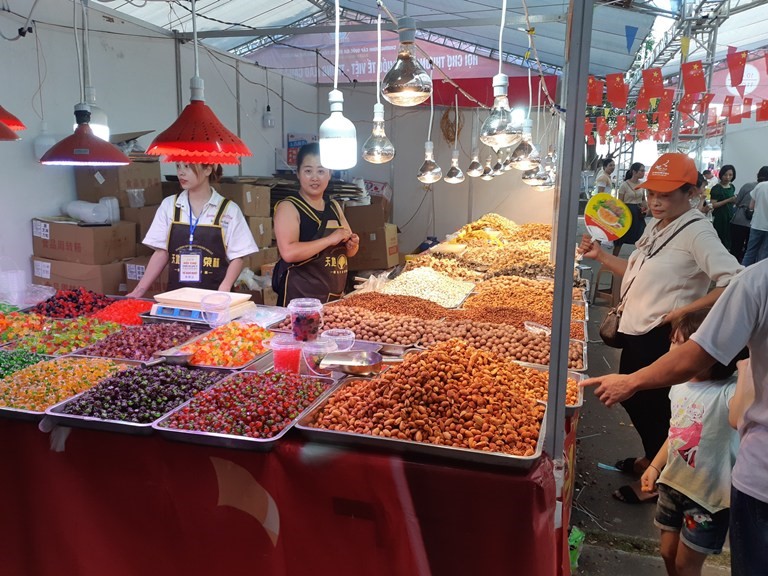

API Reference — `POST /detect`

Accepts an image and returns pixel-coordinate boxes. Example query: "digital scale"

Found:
[148,300,257,323]
[144,288,257,325]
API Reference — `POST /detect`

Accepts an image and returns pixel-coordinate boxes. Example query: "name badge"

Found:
[178,247,202,283]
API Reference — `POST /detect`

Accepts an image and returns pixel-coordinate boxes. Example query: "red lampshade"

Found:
[0,122,20,141]
[147,99,251,165]
[0,105,26,132]
[40,108,130,166]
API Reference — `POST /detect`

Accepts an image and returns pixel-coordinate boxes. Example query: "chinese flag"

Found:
[659,112,671,130]
[678,93,697,114]
[587,134,595,145]
[658,88,675,113]
[584,118,593,138]
[636,114,649,131]
[625,133,634,142]
[742,97,753,120]
[615,115,628,132]
[757,100,768,122]
[596,117,609,138]
[587,76,604,106]
[722,95,735,119]
[606,73,628,108]
[729,104,743,124]
[698,93,714,113]
[727,50,749,86]
[642,67,665,98]
[681,61,707,94]
[636,86,650,111]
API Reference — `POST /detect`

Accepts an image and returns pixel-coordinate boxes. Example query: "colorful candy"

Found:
[79,323,198,361]
[180,322,271,367]
[13,317,122,355]
[90,299,153,325]
[0,312,47,342]
[31,287,113,318]
[0,350,46,379]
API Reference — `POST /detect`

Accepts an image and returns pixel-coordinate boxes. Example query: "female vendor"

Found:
[272,143,359,306]
[126,162,258,297]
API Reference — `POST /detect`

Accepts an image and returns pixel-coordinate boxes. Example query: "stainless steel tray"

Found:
[507,338,588,373]
[170,325,271,370]
[513,363,585,417]
[296,378,546,469]
[152,373,337,450]
[572,300,589,322]
[0,357,136,422]
[44,364,225,435]
[571,320,588,343]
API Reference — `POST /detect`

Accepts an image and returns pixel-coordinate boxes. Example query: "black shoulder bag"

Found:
[599,219,698,348]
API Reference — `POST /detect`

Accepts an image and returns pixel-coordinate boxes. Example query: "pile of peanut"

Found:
[404,254,483,282]
[308,340,546,456]
[420,319,585,370]
[381,267,474,308]
[328,292,448,321]
[447,307,586,341]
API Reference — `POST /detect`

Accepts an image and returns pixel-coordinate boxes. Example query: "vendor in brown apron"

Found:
[167,195,231,291]
[273,195,348,306]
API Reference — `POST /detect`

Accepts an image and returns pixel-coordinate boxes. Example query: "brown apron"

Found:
[167,194,231,291]
[273,196,348,306]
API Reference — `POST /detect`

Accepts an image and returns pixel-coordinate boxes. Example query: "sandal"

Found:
[614,457,645,476]
[613,484,657,505]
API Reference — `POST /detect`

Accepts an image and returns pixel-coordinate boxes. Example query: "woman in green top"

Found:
[710,164,737,250]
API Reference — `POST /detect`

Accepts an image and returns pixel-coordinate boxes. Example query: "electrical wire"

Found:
[73,0,84,102]
[498,0,507,76]
[30,24,48,121]
[0,0,40,41]
[192,0,199,77]
[376,11,381,105]
[426,67,434,141]
[520,0,560,115]
[333,0,340,90]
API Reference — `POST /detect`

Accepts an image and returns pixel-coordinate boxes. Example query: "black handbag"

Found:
[599,219,698,348]
[746,208,754,221]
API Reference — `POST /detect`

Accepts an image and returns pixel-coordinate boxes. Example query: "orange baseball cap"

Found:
[638,153,699,192]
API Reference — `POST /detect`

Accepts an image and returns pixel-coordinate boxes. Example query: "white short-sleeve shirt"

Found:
[142,189,258,261]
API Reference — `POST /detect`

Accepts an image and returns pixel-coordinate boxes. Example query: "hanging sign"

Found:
[584,193,632,243]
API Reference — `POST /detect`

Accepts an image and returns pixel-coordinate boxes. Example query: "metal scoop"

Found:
[319,350,401,376]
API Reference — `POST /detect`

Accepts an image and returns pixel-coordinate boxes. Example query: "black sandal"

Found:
[615,457,640,474]
[613,484,657,505]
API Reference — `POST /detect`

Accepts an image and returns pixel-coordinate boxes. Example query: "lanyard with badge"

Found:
[178,200,205,283]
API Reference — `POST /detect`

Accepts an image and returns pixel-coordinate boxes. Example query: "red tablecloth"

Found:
[0,419,560,576]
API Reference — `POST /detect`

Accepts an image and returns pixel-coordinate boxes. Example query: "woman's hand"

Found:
[344,233,359,251]
[640,466,660,493]
[662,308,684,326]
[328,227,352,246]
[125,288,145,298]
[576,234,602,260]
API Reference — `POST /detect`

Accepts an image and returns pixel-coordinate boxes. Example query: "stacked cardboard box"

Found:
[31,219,136,294]
[344,196,399,271]
[75,160,163,208]
[121,204,160,257]
[124,255,169,297]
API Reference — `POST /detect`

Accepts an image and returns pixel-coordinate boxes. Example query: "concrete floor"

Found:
[571,236,730,575]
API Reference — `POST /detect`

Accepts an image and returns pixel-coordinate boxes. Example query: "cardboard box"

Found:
[364,180,393,219]
[162,181,182,198]
[261,262,276,278]
[248,217,273,248]
[135,242,154,257]
[244,246,279,272]
[263,286,278,306]
[75,160,163,208]
[32,257,126,295]
[217,183,271,217]
[121,205,159,243]
[124,256,169,297]
[32,219,136,265]
[348,223,399,271]
[344,196,390,232]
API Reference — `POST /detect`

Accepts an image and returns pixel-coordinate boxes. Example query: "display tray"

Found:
[572,320,588,343]
[514,363,585,417]
[152,373,337,451]
[572,300,589,322]
[69,325,208,364]
[44,364,225,435]
[169,327,271,370]
[0,357,136,422]
[296,378,546,470]
[509,339,588,374]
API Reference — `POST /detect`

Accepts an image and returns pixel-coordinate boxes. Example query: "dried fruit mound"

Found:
[80,323,198,361]
[0,350,46,379]
[309,339,579,457]
[180,322,271,367]
[32,288,114,318]
[163,371,329,439]
[0,312,47,342]
[328,292,449,321]
[13,317,121,355]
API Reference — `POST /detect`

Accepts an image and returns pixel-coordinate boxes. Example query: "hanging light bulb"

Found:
[492,156,504,176]
[467,152,483,177]
[363,14,394,164]
[33,121,57,159]
[510,119,541,171]
[503,149,514,171]
[382,16,432,107]
[262,70,275,129]
[480,74,523,152]
[444,149,465,184]
[522,166,548,186]
[417,141,442,183]
[533,173,556,192]
[320,89,357,169]
[480,156,494,181]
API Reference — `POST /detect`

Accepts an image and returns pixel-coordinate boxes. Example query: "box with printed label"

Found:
[75,161,163,208]
[217,183,271,217]
[32,257,125,295]
[344,196,390,232]
[247,217,273,248]
[31,219,136,265]
[124,256,169,297]
[348,223,399,271]
[244,246,279,273]
[121,205,159,243]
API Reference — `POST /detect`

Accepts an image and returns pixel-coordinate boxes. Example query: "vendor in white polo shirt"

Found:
[126,162,258,296]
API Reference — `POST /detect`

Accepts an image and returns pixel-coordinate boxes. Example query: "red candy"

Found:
[32,288,114,318]
[90,299,153,325]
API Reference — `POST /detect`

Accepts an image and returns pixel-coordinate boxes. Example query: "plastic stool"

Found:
[591,245,622,306]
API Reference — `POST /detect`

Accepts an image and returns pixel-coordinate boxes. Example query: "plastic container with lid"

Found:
[287,298,323,342]
[266,334,303,374]
[320,329,355,351]
[302,338,338,376]
[200,292,232,328]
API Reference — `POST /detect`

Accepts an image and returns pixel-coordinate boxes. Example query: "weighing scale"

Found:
[145,288,257,325]
[148,300,257,323]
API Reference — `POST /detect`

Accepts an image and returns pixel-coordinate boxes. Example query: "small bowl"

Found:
[302,339,338,376]
[320,329,355,351]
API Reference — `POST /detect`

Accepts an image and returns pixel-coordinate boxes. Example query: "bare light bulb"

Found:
[492,158,504,176]
[467,152,483,177]
[417,140,442,183]
[75,99,109,141]
[480,156,494,181]
[479,74,523,151]
[444,149,465,184]
[522,166,549,186]
[262,104,275,129]
[319,89,357,170]
[362,103,395,164]
[382,17,432,107]
[510,119,541,171]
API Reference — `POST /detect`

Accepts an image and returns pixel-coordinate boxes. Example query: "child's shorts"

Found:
[654,484,730,555]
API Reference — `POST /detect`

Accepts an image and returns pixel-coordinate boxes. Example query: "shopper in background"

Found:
[581,259,768,576]
[640,309,745,576]
[578,153,743,504]
[710,164,737,251]
[272,142,359,306]
[616,162,647,246]
[730,168,766,263]
[594,157,616,196]
[742,166,768,266]
[694,173,712,217]
[127,162,258,296]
